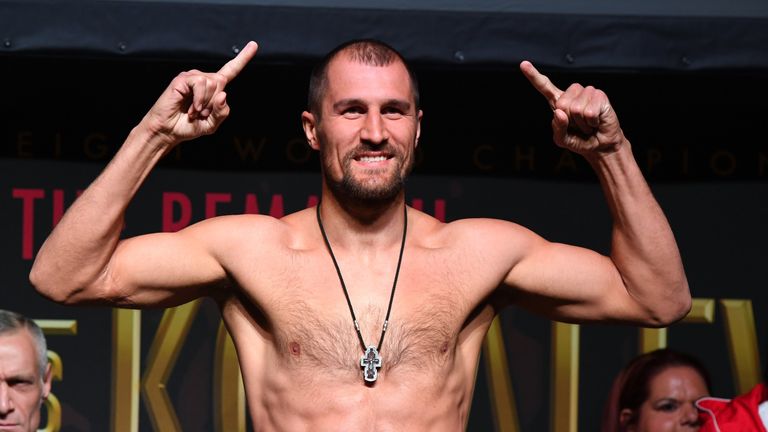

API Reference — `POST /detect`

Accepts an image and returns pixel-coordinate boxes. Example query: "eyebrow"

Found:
[5,373,37,383]
[332,98,413,112]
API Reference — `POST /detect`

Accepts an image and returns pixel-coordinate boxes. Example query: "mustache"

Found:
[344,143,402,160]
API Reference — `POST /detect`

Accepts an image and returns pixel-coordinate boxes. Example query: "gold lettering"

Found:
[233,136,266,161]
[46,351,63,381]
[515,146,535,172]
[36,320,77,432]
[647,148,662,172]
[683,298,716,324]
[720,299,762,394]
[555,150,577,173]
[84,133,108,159]
[639,298,716,352]
[286,138,312,164]
[17,131,34,157]
[41,393,62,432]
[639,328,667,353]
[39,352,63,432]
[482,316,520,432]
[111,309,140,432]
[141,301,202,432]
[710,150,736,177]
[551,322,579,432]
[36,320,78,335]
[473,145,494,171]
[214,322,246,432]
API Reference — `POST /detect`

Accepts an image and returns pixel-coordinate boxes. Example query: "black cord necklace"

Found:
[316,202,407,383]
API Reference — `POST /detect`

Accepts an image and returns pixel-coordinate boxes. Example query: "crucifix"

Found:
[360,346,382,382]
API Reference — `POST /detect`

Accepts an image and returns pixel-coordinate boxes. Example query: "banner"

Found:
[3,158,767,431]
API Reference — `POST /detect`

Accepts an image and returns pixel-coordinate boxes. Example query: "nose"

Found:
[680,402,701,426]
[0,382,12,415]
[360,112,389,145]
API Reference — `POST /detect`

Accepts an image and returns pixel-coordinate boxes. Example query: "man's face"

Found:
[0,330,51,432]
[302,55,422,202]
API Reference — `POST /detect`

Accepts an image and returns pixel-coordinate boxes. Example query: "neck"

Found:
[318,187,407,250]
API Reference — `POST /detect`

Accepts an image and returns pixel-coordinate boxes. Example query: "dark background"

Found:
[2,2,768,430]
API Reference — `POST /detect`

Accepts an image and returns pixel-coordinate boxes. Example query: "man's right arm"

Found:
[29,42,259,307]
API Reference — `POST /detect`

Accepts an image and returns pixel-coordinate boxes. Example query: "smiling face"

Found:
[0,330,51,432]
[302,52,422,204]
[621,366,709,432]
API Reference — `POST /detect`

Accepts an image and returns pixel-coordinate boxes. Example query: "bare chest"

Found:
[259,249,480,381]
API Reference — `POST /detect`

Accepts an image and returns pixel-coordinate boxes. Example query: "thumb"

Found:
[209,91,231,125]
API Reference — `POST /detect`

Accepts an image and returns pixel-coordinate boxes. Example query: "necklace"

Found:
[316,202,407,383]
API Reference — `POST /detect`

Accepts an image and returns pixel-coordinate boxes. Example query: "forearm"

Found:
[588,140,690,325]
[30,122,173,303]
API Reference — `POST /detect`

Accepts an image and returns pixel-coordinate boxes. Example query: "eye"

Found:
[342,106,365,118]
[655,400,680,412]
[381,106,405,119]
[7,378,35,391]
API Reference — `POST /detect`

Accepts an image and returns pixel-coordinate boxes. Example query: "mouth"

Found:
[353,152,392,166]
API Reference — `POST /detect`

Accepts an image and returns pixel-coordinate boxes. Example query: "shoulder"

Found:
[178,210,315,252]
[409,208,544,257]
[181,213,289,239]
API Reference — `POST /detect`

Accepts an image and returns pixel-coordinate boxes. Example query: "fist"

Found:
[142,41,259,148]
[520,61,625,155]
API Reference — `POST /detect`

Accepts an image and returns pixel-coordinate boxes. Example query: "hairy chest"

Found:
[224,236,506,380]
[259,250,484,380]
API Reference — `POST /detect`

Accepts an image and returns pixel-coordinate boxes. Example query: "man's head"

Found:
[302,40,423,205]
[0,310,51,432]
[306,39,420,118]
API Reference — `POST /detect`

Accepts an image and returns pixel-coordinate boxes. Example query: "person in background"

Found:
[602,348,711,432]
[0,309,52,432]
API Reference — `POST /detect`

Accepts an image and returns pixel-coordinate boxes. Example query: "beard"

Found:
[322,143,413,204]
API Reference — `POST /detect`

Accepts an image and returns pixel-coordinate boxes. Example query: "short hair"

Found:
[307,39,420,117]
[0,309,48,377]
[601,348,711,432]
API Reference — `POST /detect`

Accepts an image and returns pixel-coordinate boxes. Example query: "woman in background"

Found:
[602,348,711,432]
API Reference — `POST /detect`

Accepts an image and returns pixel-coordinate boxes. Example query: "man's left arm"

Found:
[506,62,690,327]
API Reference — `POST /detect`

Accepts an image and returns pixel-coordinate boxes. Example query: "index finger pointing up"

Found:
[217,41,259,83]
[520,60,563,109]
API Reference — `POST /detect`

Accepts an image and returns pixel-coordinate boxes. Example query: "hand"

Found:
[141,41,259,148]
[520,61,625,156]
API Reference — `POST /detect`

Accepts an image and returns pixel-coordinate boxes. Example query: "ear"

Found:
[415,109,423,148]
[619,408,636,431]
[302,111,320,151]
[41,362,52,399]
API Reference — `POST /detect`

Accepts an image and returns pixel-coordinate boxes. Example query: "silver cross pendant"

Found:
[360,346,382,382]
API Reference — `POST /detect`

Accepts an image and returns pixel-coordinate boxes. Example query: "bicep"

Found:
[100,226,227,308]
[503,239,642,323]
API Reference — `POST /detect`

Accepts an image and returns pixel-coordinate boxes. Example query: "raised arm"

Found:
[503,62,690,326]
[29,42,259,307]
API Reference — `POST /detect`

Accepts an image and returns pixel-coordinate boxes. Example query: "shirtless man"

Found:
[30,40,690,431]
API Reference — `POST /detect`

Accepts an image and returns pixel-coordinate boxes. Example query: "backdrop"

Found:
[2,6,768,431]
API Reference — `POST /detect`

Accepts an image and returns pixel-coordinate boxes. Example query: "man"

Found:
[0,310,52,432]
[30,40,690,430]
